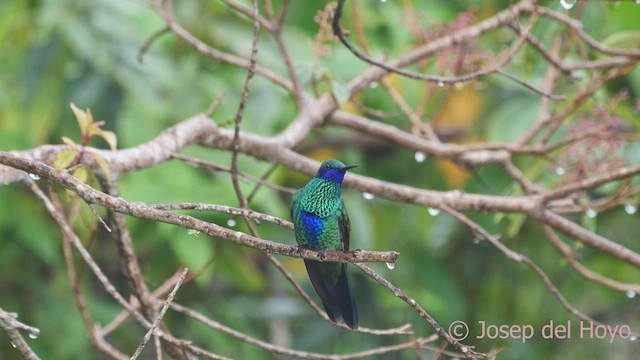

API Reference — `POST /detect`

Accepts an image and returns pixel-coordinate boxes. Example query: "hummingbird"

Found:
[290,159,359,329]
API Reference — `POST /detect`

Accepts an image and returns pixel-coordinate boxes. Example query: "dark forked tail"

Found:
[304,259,359,329]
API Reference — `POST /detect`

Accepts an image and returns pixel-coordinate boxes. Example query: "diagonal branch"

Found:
[1,152,398,264]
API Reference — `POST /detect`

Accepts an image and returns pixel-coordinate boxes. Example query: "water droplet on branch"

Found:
[624,203,637,215]
[585,208,597,219]
[227,218,237,227]
[386,261,396,270]
[437,81,444,87]
[29,173,41,180]
[369,81,379,88]
[626,290,636,299]
[427,207,440,216]
[29,331,39,339]
[560,0,576,10]
[363,192,375,200]
[414,151,427,163]
[11,342,17,348]
[555,167,565,176]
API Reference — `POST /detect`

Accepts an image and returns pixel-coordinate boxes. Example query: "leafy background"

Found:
[1,0,639,358]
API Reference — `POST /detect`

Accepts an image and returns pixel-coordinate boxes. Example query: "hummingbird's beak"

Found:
[343,164,358,171]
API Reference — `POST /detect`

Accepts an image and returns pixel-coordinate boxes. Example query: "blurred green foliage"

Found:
[1,0,640,359]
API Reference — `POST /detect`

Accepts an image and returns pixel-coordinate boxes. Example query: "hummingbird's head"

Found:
[315,159,358,183]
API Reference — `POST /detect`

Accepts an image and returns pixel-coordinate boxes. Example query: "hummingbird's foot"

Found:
[318,249,329,261]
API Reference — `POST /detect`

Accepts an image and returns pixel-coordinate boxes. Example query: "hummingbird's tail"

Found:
[304,259,359,329]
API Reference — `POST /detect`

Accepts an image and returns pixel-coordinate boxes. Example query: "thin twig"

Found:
[138,27,170,64]
[131,268,189,360]
[150,202,294,228]
[171,153,295,194]
[229,0,261,214]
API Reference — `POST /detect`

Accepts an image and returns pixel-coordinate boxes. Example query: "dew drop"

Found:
[626,290,636,299]
[624,203,637,215]
[630,335,638,341]
[585,208,597,218]
[472,238,481,244]
[227,218,237,227]
[560,0,576,10]
[11,342,17,348]
[428,207,440,216]
[380,0,387,3]
[555,167,565,176]
[460,346,469,353]
[369,81,379,89]
[437,81,444,87]
[29,331,39,339]
[386,261,396,270]
[414,151,427,163]
[234,231,243,240]
[29,173,41,180]
[363,192,375,200]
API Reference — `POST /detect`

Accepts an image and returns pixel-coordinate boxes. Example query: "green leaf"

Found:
[88,152,112,184]
[54,148,77,170]
[504,214,527,238]
[63,166,90,202]
[72,166,90,184]
[69,103,92,136]
[60,136,77,150]
[88,126,118,151]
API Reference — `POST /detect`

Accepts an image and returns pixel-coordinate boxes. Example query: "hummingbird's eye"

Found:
[324,164,331,170]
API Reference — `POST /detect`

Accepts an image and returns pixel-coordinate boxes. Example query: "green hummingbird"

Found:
[290,159,359,329]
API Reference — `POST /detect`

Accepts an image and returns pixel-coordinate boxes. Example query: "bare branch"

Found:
[0,308,41,360]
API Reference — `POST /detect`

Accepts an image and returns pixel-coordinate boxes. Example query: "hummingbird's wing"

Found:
[338,200,350,251]
[335,200,358,329]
